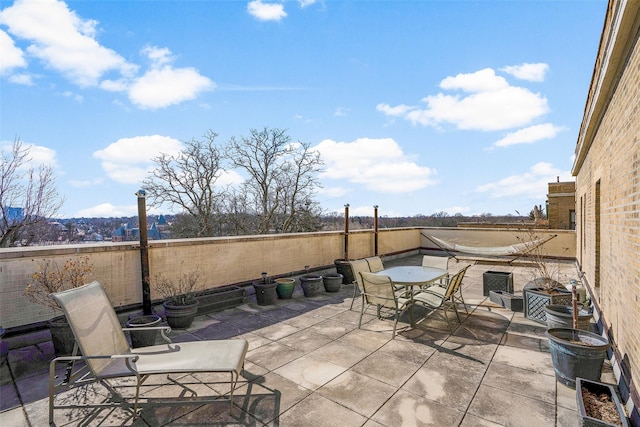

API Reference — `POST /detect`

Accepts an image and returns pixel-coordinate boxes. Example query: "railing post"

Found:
[136,189,152,315]
[344,204,350,260]
[374,205,379,256]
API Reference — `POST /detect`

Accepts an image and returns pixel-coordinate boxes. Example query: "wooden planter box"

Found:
[483,271,513,296]
[523,286,572,324]
[197,286,245,314]
[489,290,523,312]
[576,378,629,427]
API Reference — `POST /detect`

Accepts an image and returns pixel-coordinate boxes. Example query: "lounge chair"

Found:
[48,281,248,424]
[358,271,412,338]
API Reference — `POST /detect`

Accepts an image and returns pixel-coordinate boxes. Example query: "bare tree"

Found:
[142,131,228,238]
[226,127,323,234]
[0,138,64,247]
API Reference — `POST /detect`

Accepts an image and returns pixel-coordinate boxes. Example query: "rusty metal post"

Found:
[374,205,379,256]
[344,204,350,260]
[136,190,152,315]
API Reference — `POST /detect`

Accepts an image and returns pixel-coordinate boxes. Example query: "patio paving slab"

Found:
[273,353,346,391]
[317,370,397,418]
[371,388,465,427]
[278,393,368,427]
[467,383,556,426]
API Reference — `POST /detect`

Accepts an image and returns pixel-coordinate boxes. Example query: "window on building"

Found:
[569,210,576,230]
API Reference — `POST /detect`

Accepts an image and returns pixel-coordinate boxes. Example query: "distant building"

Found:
[2,207,24,223]
[546,179,576,230]
[111,219,170,242]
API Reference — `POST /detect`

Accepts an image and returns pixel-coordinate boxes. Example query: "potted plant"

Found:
[154,268,203,329]
[516,228,572,323]
[544,304,592,330]
[322,273,343,292]
[23,256,93,356]
[545,283,610,389]
[576,377,629,426]
[299,266,323,297]
[334,259,354,285]
[275,277,296,299]
[253,272,278,306]
[125,312,163,348]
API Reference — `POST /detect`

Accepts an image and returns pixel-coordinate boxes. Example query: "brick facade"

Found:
[572,0,640,420]
[547,180,575,230]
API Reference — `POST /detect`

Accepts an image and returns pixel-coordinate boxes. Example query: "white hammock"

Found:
[424,235,551,257]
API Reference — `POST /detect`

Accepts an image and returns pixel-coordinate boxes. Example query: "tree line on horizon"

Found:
[1,130,535,247]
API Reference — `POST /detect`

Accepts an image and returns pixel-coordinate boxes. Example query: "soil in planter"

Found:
[582,386,624,426]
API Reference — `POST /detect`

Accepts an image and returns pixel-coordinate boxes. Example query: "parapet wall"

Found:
[0,227,576,329]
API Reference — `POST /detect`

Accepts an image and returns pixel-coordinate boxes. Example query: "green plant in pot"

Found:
[24,256,93,356]
[155,268,203,329]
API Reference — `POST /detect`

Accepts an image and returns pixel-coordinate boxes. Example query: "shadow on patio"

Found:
[1,255,612,426]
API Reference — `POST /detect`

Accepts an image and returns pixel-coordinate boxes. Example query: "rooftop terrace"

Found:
[0,254,612,426]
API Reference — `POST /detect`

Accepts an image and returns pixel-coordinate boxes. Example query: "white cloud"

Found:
[376,103,414,117]
[68,177,104,188]
[379,67,549,131]
[501,63,549,82]
[75,203,137,218]
[247,1,287,21]
[334,107,350,117]
[128,46,214,109]
[0,29,26,73]
[440,68,509,92]
[314,137,436,193]
[475,162,572,199]
[298,0,318,7]
[93,135,183,183]
[8,73,33,85]
[494,123,565,148]
[318,186,348,197]
[0,0,137,87]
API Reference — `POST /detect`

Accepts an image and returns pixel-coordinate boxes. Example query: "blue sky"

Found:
[1,0,606,219]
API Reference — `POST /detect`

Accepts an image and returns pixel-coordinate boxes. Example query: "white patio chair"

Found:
[48,281,248,424]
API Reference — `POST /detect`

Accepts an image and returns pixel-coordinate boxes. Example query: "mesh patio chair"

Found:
[348,259,371,310]
[48,281,248,424]
[365,256,385,273]
[421,255,450,286]
[412,265,470,331]
[358,271,412,338]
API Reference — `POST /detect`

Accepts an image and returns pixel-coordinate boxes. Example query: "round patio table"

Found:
[375,266,448,326]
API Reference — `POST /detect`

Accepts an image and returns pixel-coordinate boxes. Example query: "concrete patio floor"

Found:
[0,254,614,426]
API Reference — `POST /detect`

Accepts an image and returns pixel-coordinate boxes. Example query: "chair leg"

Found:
[358,302,365,329]
[350,284,357,310]
[450,298,461,322]
[458,291,469,314]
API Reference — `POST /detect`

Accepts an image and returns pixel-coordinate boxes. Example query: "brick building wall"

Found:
[547,181,575,230]
[572,0,640,420]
